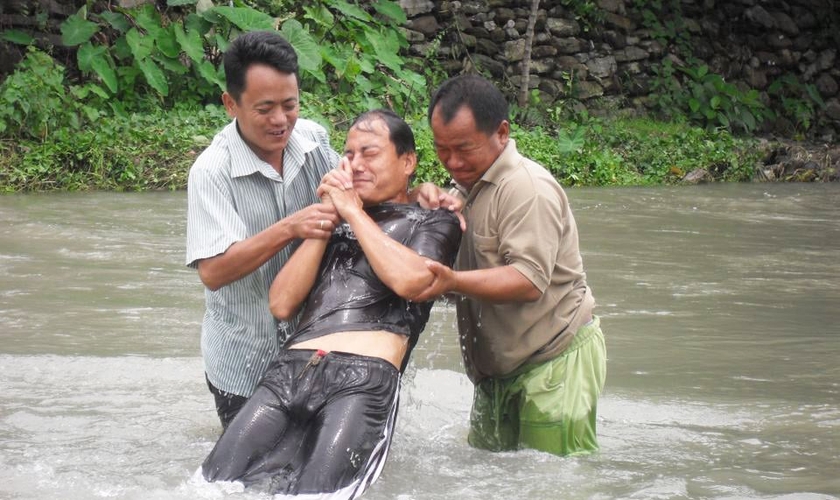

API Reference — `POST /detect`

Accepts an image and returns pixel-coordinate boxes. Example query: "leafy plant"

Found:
[0,46,105,140]
[277,0,429,123]
[647,59,773,134]
[767,74,826,134]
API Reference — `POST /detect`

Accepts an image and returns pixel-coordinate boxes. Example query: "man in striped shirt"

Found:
[186,31,341,429]
[186,31,460,429]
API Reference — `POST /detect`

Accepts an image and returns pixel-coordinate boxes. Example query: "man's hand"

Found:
[410,182,467,231]
[412,260,458,302]
[318,157,363,219]
[288,202,340,239]
[319,157,354,192]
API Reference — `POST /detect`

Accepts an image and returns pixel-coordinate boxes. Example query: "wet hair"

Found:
[350,109,416,157]
[223,31,299,102]
[427,74,509,136]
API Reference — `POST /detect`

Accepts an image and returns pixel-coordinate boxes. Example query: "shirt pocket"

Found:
[471,231,505,268]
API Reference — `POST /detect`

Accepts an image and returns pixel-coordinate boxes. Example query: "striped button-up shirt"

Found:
[186,118,339,397]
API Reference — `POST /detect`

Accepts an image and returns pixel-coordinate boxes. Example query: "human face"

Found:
[430,104,509,189]
[343,118,416,206]
[222,64,299,168]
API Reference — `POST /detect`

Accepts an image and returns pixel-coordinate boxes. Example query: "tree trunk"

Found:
[518,0,540,107]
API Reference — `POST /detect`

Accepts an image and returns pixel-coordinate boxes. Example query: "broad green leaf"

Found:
[113,36,132,60]
[688,97,700,113]
[207,6,275,31]
[197,60,225,91]
[557,126,586,153]
[742,111,756,131]
[174,23,205,63]
[61,13,99,46]
[185,13,212,35]
[99,11,130,33]
[156,24,181,59]
[303,4,334,28]
[358,57,374,74]
[281,19,322,72]
[1,29,34,45]
[76,41,106,71]
[710,95,720,110]
[214,33,230,53]
[133,5,163,39]
[366,29,402,72]
[805,84,825,106]
[154,54,189,74]
[333,0,372,22]
[126,27,154,60]
[87,84,110,99]
[91,56,118,93]
[168,0,197,5]
[372,0,406,24]
[137,58,169,95]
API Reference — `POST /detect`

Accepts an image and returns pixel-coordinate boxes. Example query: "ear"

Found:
[496,119,511,142]
[403,151,418,178]
[221,92,236,118]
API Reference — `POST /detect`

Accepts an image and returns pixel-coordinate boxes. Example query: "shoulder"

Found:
[498,155,566,204]
[293,118,330,141]
[189,122,236,176]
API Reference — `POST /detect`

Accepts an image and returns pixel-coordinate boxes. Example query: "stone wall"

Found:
[401,0,840,140]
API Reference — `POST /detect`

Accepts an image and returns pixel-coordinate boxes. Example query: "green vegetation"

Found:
[0,0,792,192]
[631,0,825,136]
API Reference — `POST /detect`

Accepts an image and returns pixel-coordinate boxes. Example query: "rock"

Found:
[683,169,711,184]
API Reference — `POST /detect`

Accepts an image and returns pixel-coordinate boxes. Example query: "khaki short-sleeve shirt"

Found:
[453,140,594,382]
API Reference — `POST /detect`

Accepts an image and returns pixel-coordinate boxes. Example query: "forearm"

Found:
[269,238,328,319]
[197,220,296,291]
[451,265,541,303]
[343,209,432,299]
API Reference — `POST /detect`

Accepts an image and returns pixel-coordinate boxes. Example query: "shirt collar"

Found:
[225,119,320,180]
[451,139,521,195]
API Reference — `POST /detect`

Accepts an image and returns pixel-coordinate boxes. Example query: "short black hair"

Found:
[350,109,416,157]
[427,74,509,135]
[223,31,299,102]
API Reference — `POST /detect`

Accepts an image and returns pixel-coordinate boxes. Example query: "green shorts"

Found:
[468,316,607,456]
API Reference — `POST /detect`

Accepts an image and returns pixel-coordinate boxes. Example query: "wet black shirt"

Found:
[285,203,461,370]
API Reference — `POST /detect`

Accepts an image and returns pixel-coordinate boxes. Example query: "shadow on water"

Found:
[0,183,838,499]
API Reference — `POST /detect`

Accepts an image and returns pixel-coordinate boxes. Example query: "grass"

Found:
[0,103,764,193]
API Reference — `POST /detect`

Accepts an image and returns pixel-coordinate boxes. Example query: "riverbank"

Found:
[1,112,837,193]
[753,138,840,183]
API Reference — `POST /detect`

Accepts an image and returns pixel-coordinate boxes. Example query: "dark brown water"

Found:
[1,184,838,499]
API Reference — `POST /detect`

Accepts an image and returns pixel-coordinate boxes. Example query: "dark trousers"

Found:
[205,374,248,429]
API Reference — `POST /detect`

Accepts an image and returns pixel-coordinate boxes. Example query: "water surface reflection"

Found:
[0,183,837,499]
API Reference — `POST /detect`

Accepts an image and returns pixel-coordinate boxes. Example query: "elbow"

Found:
[269,297,296,320]
[521,287,542,302]
[394,273,437,303]
[198,268,223,292]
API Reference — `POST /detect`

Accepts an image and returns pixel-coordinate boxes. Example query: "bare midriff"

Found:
[288,330,409,369]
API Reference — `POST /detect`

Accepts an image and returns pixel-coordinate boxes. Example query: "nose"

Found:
[439,149,461,171]
[269,108,287,126]
[348,155,366,172]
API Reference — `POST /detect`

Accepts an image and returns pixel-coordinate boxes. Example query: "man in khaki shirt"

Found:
[415,74,607,456]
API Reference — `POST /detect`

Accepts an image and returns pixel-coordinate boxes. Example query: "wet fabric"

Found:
[467,316,607,456]
[449,139,595,382]
[201,203,461,497]
[285,202,462,373]
[205,374,248,430]
[202,349,400,499]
